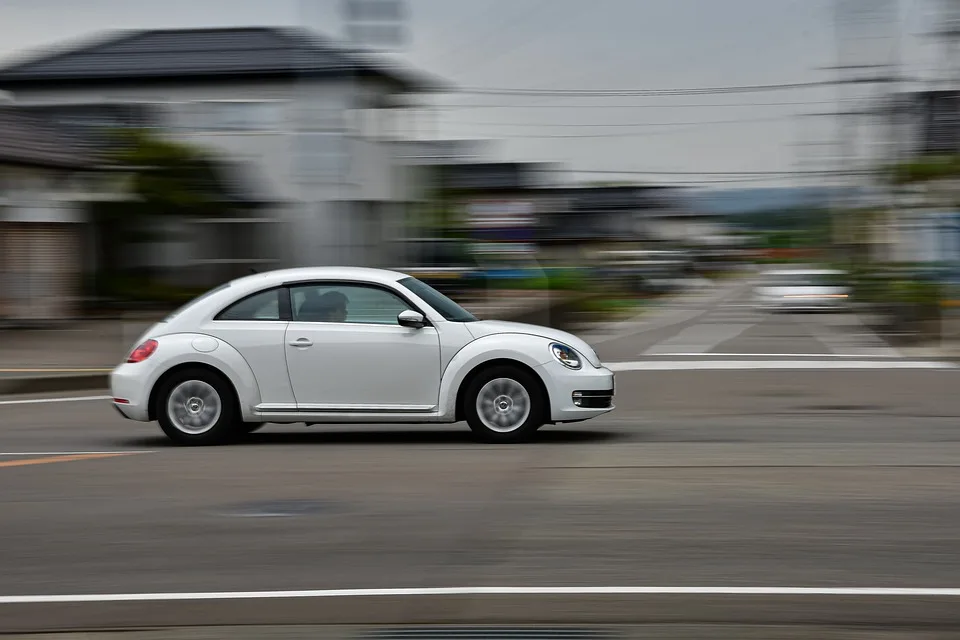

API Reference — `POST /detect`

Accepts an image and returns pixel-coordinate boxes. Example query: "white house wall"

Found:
[10,77,417,270]
[0,165,85,224]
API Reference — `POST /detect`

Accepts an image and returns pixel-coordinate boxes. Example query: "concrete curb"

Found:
[0,374,110,396]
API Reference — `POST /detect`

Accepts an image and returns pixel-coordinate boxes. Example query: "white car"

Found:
[754,268,850,312]
[110,267,615,445]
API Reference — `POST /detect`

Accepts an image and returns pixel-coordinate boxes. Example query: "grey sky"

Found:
[0,0,941,186]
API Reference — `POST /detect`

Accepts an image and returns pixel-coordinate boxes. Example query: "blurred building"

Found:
[0,106,123,323]
[868,90,960,271]
[0,26,449,287]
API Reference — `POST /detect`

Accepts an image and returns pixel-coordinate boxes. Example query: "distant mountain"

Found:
[690,187,855,215]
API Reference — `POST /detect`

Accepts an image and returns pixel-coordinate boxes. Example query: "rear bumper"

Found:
[109,363,155,422]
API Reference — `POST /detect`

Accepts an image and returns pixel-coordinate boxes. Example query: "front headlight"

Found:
[550,342,582,370]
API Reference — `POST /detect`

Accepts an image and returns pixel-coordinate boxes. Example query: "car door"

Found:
[202,286,295,408]
[284,281,442,412]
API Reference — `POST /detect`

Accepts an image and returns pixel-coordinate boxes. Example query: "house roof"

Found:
[0,27,450,94]
[0,106,94,169]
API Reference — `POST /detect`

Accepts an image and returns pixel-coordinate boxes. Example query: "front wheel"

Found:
[155,368,238,446]
[463,365,545,444]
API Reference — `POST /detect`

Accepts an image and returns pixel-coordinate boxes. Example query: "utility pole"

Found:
[341,0,410,266]
[822,0,899,264]
[928,0,960,340]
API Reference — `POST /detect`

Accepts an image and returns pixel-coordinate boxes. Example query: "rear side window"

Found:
[215,288,282,321]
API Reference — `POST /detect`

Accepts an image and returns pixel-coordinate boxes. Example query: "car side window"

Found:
[291,283,412,325]
[215,288,282,321]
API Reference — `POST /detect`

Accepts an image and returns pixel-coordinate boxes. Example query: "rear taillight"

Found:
[127,339,158,363]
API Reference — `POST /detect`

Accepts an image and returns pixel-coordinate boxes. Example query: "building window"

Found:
[180,101,283,133]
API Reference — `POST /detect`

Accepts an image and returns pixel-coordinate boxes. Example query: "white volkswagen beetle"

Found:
[110,267,615,445]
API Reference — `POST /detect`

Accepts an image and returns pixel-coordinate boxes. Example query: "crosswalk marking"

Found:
[644,323,753,356]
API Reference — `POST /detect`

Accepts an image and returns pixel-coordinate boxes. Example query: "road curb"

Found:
[0,374,109,396]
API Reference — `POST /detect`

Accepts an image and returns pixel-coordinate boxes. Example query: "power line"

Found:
[444,114,792,129]
[439,98,843,109]
[448,78,903,97]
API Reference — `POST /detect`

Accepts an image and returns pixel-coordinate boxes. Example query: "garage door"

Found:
[0,223,80,322]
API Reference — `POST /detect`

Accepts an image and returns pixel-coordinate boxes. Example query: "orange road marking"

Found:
[0,452,137,469]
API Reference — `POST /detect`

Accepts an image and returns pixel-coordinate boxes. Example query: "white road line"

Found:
[607,360,957,371]
[2,586,960,604]
[0,395,110,407]
[648,353,906,359]
[0,451,154,456]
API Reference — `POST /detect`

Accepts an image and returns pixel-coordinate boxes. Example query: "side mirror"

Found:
[398,309,426,329]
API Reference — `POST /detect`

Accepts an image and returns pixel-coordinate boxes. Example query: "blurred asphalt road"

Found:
[2,278,960,636]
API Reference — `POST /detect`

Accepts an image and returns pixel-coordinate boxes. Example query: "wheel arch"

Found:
[454,358,551,423]
[147,362,241,422]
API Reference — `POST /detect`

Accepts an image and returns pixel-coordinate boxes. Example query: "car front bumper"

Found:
[536,359,616,423]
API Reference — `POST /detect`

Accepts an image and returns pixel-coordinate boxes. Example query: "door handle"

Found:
[289,338,313,347]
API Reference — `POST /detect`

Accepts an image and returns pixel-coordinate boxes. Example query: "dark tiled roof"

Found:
[0,27,448,93]
[0,106,94,169]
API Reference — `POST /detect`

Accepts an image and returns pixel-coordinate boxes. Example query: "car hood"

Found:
[465,320,602,368]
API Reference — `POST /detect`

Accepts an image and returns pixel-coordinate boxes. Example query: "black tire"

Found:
[155,367,238,446]
[462,365,545,444]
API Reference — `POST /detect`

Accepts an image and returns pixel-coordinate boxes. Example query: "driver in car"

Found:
[315,291,348,322]
[299,290,349,322]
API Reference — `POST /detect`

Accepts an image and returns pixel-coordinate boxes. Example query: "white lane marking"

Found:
[0,395,111,407]
[648,353,906,359]
[3,586,960,603]
[0,451,154,456]
[607,360,957,371]
[644,323,753,356]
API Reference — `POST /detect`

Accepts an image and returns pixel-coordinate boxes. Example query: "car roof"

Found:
[229,266,410,291]
[162,267,415,327]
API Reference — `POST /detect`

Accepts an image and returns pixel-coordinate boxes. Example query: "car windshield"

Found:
[399,276,478,322]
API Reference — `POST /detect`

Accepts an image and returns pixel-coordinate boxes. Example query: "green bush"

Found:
[484,269,591,292]
[93,272,208,307]
[888,278,942,307]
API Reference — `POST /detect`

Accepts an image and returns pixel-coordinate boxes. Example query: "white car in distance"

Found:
[754,268,850,312]
[111,267,615,445]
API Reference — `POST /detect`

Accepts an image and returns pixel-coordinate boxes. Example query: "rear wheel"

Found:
[155,368,238,446]
[463,365,545,444]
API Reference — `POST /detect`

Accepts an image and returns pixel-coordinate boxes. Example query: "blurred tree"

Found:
[90,129,230,304]
[110,129,223,219]
[886,154,960,187]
